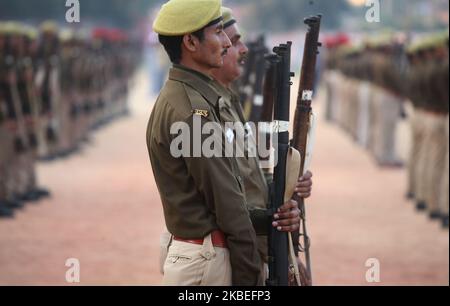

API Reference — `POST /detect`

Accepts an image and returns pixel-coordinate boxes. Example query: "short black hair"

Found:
[158,29,205,64]
[158,17,222,64]
[158,35,183,64]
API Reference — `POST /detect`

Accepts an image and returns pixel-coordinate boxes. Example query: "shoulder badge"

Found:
[193,109,209,118]
[183,84,212,120]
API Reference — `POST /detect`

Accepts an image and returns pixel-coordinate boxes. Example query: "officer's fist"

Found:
[294,171,313,199]
[272,200,300,232]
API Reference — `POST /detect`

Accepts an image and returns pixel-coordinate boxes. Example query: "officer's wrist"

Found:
[248,207,270,236]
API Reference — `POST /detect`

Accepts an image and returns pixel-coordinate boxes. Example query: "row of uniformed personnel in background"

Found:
[0,21,142,218]
[322,32,449,229]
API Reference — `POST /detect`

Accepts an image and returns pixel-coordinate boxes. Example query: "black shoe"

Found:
[39,155,57,162]
[5,199,25,210]
[34,188,51,199]
[442,215,449,229]
[416,201,427,211]
[406,191,415,200]
[20,191,40,203]
[55,151,66,159]
[0,203,14,218]
[429,211,442,220]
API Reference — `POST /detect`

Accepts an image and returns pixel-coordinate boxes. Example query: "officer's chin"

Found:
[216,57,225,68]
[237,66,244,77]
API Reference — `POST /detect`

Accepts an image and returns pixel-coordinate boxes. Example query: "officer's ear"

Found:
[182,34,199,52]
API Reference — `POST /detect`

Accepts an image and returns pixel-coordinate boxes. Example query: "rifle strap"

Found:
[303,112,317,174]
[288,232,301,286]
[284,147,301,203]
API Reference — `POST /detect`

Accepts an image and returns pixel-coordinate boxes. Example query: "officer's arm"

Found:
[248,207,269,235]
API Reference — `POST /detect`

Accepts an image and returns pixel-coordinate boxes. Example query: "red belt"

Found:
[173,230,228,248]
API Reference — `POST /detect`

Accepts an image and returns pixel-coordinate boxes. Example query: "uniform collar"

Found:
[211,80,247,123]
[169,64,221,107]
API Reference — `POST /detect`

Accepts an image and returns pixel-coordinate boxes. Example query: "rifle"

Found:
[258,54,279,167]
[238,41,256,112]
[292,15,323,285]
[238,36,268,121]
[248,36,268,123]
[267,42,295,286]
[261,52,281,124]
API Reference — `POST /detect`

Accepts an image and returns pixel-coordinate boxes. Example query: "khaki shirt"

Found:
[146,65,261,285]
[212,81,270,261]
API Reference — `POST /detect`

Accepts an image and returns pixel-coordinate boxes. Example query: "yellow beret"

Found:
[222,7,236,29]
[59,28,74,42]
[40,21,58,33]
[408,32,449,54]
[3,22,22,35]
[22,25,38,40]
[75,28,90,41]
[153,0,222,36]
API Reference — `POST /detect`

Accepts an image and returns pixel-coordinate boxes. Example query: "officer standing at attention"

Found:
[1,22,15,218]
[147,0,262,286]
[155,6,312,283]
[209,7,314,284]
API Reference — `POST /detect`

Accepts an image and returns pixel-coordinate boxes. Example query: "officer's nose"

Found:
[241,43,249,57]
[222,32,231,50]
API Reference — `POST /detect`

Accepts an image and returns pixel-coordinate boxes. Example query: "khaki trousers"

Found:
[439,116,449,215]
[324,72,334,122]
[423,113,448,213]
[371,87,402,165]
[0,125,24,198]
[415,110,431,205]
[408,109,422,197]
[162,233,232,286]
[357,81,372,148]
[333,72,344,127]
[0,126,11,200]
[328,71,341,123]
[368,86,380,155]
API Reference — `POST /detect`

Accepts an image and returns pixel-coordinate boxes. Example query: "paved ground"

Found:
[0,70,448,286]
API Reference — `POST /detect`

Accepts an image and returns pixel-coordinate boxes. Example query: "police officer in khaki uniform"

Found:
[369,43,404,167]
[422,42,448,221]
[148,0,262,286]
[440,111,449,228]
[2,23,31,206]
[210,7,314,283]
[35,21,60,160]
[0,22,16,217]
[405,45,427,207]
[405,34,449,226]
[16,25,50,202]
[438,46,449,228]
[156,6,311,283]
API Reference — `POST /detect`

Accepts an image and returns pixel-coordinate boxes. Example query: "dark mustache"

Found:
[238,55,247,63]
